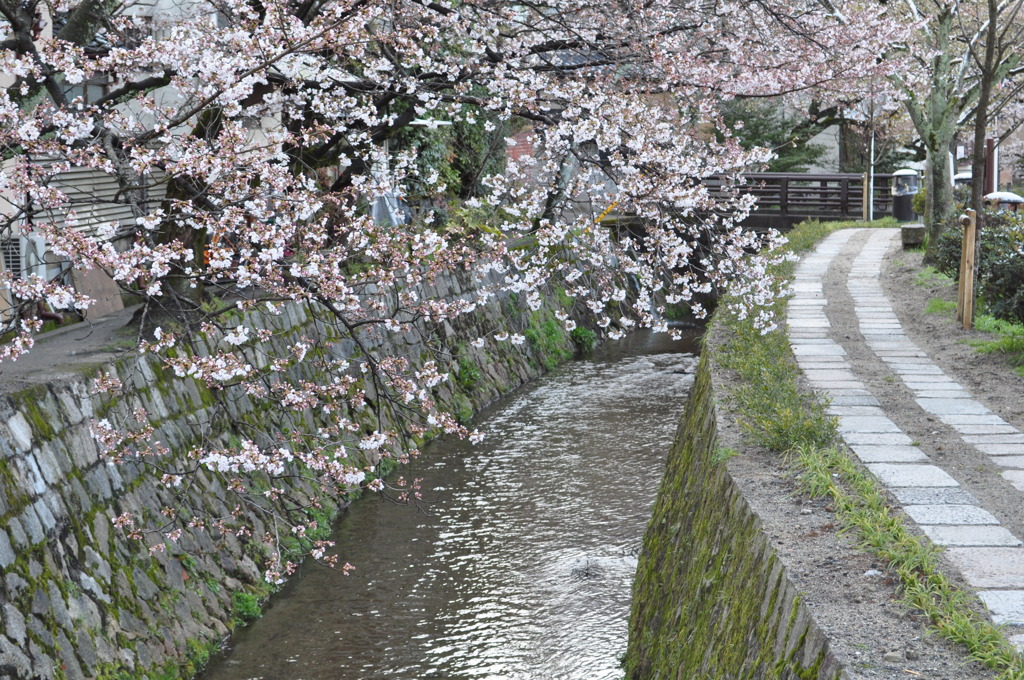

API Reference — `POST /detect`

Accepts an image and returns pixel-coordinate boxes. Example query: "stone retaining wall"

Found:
[625,351,847,680]
[0,269,585,680]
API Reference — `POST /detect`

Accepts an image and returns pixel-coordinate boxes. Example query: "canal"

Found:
[200,330,699,680]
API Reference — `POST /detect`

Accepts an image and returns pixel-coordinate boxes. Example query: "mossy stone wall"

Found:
[625,352,848,680]
[0,268,581,680]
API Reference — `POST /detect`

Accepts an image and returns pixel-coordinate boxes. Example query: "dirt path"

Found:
[724,227,1024,679]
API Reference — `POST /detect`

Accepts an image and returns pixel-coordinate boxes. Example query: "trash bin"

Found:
[983,191,1024,212]
[891,168,920,221]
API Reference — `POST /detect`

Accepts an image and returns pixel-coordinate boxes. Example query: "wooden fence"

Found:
[709,173,896,231]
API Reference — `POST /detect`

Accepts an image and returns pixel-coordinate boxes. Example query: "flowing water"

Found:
[201,330,699,680]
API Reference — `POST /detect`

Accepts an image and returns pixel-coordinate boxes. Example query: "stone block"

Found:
[965,434,1024,444]
[0,531,13,569]
[0,635,33,678]
[851,445,928,463]
[954,424,1019,435]
[6,413,32,452]
[979,590,1024,625]
[838,416,902,434]
[2,603,26,646]
[915,398,991,415]
[31,499,56,536]
[19,507,44,544]
[981,445,1024,456]
[921,525,1022,547]
[946,548,1024,588]
[904,504,998,525]
[844,432,914,446]
[901,223,926,247]
[893,466,957,495]
[865,463,959,487]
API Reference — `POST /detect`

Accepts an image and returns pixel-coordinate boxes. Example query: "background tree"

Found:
[890,0,1024,256]
[719,99,831,173]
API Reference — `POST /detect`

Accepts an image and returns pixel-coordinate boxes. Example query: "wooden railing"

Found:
[708,173,895,230]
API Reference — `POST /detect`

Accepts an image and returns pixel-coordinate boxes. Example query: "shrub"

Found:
[570,326,597,353]
[931,209,1024,325]
[912,187,926,217]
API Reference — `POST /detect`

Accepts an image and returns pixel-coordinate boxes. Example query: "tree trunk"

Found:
[924,145,954,263]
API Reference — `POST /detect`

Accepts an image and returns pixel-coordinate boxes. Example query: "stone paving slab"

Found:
[865,464,959,487]
[810,381,865,389]
[827,406,886,416]
[979,444,1024,456]
[915,391,971,399]
[990,457,1024,468]
[921,525,1023,547]
[938,414,1007,426]
[915,399,991,415]
[901,374,962,384]
[792,345,847,356]
[903,505,998,525]
[844,432,914,446]
[803,370,861,382]
[947,548,1024,588]
[837,417,902,433]
[964,434,1024,444]
[890,487,978,505]
[978,591,1024,625]
[892,365,945,375]
[850,445,929,463]
[954,425,1019,435]
[829,395,881,406]
[1003,471,1024,492]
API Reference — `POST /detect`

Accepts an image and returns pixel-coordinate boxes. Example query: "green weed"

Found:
[231,591,263,626]
[925,298,957,315]
[570,326,597,353]
[916,266,953,288]
[971,314,1024,368]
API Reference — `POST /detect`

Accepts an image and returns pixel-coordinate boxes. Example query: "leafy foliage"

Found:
[932,209,1024,324]
[720,100,828,172]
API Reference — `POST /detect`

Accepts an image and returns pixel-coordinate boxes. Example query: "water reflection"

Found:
[201,330,699,680]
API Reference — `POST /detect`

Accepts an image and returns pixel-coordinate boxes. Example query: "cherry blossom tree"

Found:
[1,0,908,577]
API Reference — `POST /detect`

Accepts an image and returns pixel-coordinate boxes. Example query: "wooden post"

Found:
[860,173,868,220]
[779,178,788,219]
[956,210,977,330]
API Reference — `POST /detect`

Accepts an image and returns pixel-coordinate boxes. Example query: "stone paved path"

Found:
[790,227,1024,642]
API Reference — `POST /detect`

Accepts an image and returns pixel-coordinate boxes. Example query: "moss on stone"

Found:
[625,356,838,679]
[13,384,58,441]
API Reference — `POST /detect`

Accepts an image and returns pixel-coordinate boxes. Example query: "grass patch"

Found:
[970,314,1024,375]
[713,217,1024,678]
[925,298,957,315]
[916,265,953,287]
[783,217,897,255]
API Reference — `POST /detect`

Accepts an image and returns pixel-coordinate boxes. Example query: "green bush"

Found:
[570,326,596,353]
[912,187,926,217]
[232,591,263,625]
[932,209,1024,324]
